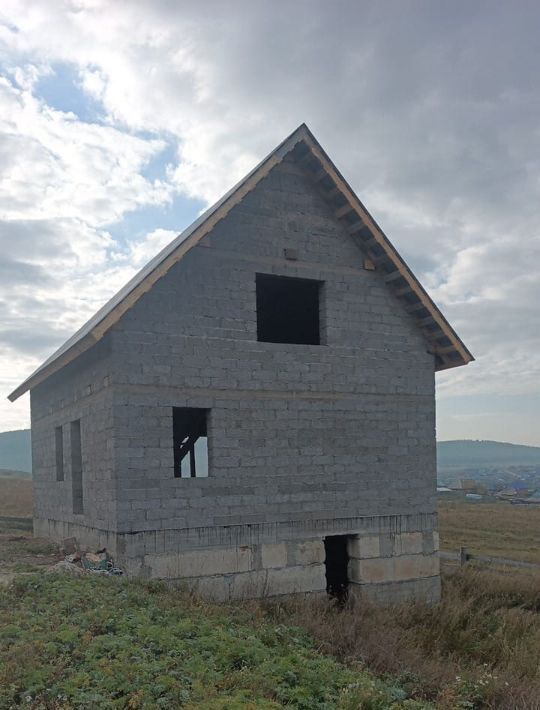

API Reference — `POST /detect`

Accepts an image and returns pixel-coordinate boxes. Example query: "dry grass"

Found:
[0,475,33,518]
[256,566,540,709]
[439,500,540,564]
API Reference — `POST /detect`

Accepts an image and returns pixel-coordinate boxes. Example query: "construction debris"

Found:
[61,537,78,555]
[49,548,123,576]
[47,560,86,576]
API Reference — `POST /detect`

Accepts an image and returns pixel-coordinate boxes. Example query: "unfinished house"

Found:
[9,124,473,603]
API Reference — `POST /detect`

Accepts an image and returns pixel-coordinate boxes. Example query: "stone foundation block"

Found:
[349,552,439,584]
[288,540,325,566]
[261,543,288,568]
[394,552,439,580]
[172,564,326,602]
[347,534,380,559]
[350,575,441,604]
[230,570,269,599]
[144,545,253,579]
[177,574,233,602]
[349,555,393,583]
[266,563,326,596]
[395,532,423,555]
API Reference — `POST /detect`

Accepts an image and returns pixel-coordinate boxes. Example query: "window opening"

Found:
[256,273,321,345]
[173,407,209,478]
[324,535,349,602]
[71,419,83,514]
[55,425,64,481]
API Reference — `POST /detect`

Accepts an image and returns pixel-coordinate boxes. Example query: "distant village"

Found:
[438,465,540,504]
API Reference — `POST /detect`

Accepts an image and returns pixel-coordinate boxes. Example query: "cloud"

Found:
[0,0,538,440]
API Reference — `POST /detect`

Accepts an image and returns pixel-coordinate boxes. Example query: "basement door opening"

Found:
[324,535,349,602]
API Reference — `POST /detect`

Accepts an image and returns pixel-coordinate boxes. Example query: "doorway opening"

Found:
[324,535,349,602]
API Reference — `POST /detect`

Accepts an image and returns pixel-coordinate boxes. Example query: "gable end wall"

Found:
[30,160,440,602]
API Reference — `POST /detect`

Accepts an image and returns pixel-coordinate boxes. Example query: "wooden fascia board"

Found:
[91,130,310,339]
[7,332,99,401]
[302,133,474,369]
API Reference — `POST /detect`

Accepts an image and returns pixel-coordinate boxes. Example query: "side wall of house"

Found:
[31,336,119,553]
[107,158,440,601]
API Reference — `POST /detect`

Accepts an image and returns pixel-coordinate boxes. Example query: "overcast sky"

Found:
[0,0,539,445]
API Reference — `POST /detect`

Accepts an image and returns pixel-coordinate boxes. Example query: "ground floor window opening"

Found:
[173,407,209,478]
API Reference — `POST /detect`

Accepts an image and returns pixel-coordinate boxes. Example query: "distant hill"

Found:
[437,440,540,470]
[0,429,32,473]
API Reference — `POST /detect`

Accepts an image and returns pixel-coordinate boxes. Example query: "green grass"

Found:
[0,574,429,710]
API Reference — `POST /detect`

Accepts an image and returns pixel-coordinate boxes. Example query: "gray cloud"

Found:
[0,257,51,286]
[0,0,539,441]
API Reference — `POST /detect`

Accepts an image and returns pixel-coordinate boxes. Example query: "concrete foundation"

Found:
[36,511,440,603]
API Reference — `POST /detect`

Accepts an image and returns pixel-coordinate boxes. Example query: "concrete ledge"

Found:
[117,512,438,555]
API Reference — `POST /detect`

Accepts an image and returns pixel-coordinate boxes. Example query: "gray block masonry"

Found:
[26,139,458,604]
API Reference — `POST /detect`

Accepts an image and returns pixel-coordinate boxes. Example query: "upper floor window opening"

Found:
[256,273,322,345]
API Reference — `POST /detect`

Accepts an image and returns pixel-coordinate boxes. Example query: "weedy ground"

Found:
[1,478,540,709]
[0,573,430,710]
[259,565,540,709]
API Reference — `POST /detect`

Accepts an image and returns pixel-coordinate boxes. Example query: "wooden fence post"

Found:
[460,547,468,566]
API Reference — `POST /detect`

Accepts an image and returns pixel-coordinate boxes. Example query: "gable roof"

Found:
[9,123,473,402]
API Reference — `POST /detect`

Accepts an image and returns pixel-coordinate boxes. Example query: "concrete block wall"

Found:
[110,389,435,533]
[31,336,117,533]
[108,158,437,537]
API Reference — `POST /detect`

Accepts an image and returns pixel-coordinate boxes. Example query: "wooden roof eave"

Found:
[299,129,474,371]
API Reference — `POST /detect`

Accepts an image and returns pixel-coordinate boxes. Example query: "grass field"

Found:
[0,474,33,519]
[438,499,540,564]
